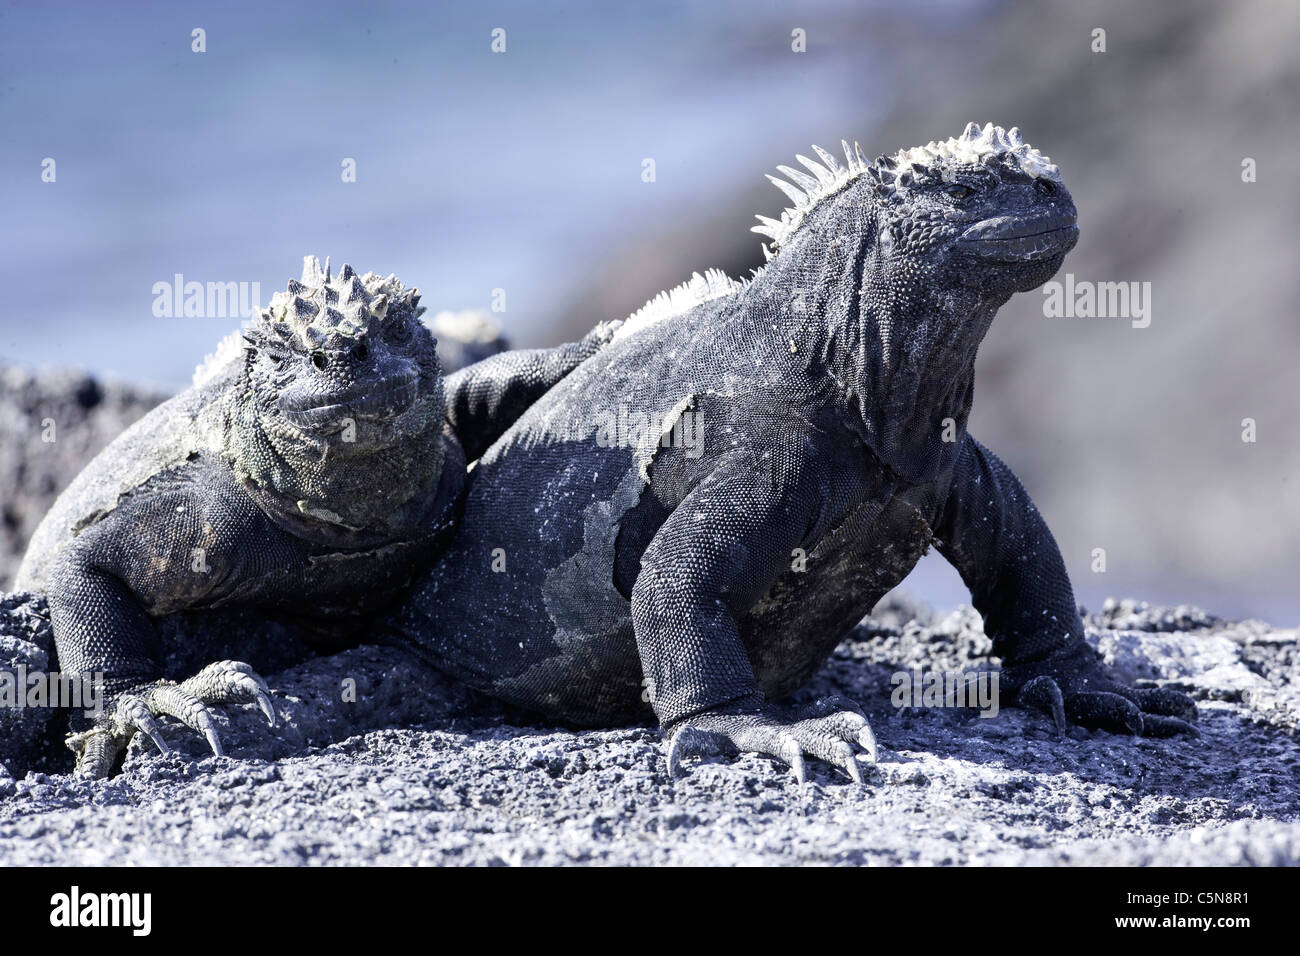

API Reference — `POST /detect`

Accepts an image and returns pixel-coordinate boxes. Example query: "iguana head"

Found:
[754,123,1077,303]
[227,257,446,530]
[869,122,1077,295]
[241,256,442,447]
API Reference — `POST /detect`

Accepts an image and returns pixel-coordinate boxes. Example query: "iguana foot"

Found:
[667,695,877,785]
[1009,639,1198,738]
[67,660,276,779]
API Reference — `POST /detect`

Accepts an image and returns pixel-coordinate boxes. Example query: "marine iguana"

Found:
[384,124,1198,783]
[15,256,616,777]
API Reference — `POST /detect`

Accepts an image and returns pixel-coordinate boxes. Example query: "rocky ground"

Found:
[0,358,1296,865]
[0,593,1296,866]
[0,364,164,590]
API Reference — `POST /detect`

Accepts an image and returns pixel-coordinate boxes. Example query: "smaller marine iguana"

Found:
[385,124,1198,783]
[16,256,616,777]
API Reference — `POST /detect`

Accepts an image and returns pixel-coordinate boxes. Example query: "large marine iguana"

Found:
[15,256,616,777]
[385,124,1198,783]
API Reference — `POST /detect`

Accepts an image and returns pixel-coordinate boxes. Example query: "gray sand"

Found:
[2,596,1296,866]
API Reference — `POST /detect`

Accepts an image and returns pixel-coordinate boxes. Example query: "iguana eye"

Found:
[945,183,973,199]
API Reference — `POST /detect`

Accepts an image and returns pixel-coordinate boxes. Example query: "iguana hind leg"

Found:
[68,660,275,779]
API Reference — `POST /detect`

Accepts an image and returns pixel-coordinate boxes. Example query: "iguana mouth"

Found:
[281,373,419,429]
[957,210,1079,261]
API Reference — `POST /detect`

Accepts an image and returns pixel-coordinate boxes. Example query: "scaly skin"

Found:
[17,256,617,777]
[384,124,1197,784]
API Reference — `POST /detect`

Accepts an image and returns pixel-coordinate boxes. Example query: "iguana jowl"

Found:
[385,123,1198,783]
[17,256,615,777]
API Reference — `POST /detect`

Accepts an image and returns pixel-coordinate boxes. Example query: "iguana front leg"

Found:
[68,660,275,778]
[48,479,291,777]
[631,443,876,784]
[933,435,1197,737]
[444,320,622,460]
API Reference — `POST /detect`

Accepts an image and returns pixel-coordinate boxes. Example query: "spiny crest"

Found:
[613,268,745,342]
[751,139,867,259]
[752,124,1060,255]
[256,255,426,351]
[886,122,1060,187]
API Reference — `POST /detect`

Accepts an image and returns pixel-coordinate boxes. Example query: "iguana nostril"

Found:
[355,340,369,362]
[311,351,327,370]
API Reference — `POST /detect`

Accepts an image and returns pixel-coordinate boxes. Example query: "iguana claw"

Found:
[1019,675,1067,733]
[667,695,875,786]
[177,659,276,730]
[113,693,171,755]
[1009,645,1199,740]
[68,660,276,779]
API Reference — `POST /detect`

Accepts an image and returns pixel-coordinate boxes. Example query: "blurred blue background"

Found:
[0,0,973,386]
[1,0,1297,622]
